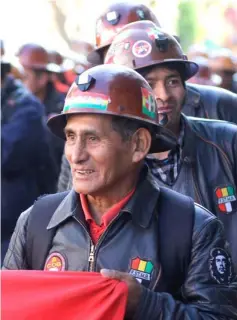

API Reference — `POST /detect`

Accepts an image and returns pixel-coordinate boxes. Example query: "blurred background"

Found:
[1,0,237,57]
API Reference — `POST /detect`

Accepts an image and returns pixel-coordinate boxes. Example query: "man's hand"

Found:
[101,269,142,318]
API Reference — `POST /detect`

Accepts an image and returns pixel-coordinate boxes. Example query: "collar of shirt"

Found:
[80,188,135,227]
[147,118,185,161]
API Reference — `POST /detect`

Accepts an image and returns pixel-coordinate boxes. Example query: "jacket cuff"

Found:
[134,286,161,320]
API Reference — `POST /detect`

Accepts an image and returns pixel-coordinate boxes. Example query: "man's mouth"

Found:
[157,106,173,114]
[74,170,94,176]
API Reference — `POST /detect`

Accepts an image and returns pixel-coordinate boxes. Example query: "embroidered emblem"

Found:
[129,257,154,284]
[215,186,237,213]
[209,248,233,284]
[44,252,66,271]
[132,40,152,58]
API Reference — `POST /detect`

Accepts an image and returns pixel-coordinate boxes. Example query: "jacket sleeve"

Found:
[1,96,45,173]
[2,207,32,270]
[135,209,237,319]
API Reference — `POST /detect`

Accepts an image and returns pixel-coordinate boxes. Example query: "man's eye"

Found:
[66,134,75,141]
[88,136,98,142]
[148,82,155,89]
[167,79,180,86]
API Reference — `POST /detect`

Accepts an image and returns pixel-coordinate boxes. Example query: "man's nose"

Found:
[155,83,170,102]
[70,139,89,163]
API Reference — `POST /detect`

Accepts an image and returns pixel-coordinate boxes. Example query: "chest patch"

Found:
[44,252,66,271]
[215,186,237,213]
[129,257,154,285]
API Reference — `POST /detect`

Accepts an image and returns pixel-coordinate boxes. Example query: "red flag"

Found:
[2,271,128,320]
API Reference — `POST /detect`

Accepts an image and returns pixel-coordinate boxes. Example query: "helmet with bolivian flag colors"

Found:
[47,64,177,153]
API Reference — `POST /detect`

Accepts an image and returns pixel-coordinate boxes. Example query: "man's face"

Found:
[22,68,49,95]
[215,255,227,274]
[64,114,138,195]
[144,66,185,132]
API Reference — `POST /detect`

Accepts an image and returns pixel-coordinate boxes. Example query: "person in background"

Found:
[87,0,237,123]
[17,43,66,178]
[1,40,57,261]
[209,49,237,93]
[105,21,237,267]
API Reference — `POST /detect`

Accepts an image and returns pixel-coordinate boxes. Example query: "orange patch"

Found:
[44,253,66,271]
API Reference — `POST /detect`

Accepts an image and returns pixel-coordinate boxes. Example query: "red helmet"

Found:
[17,43,60,73]
[105,21,198,80]
[88,1,161,63]
[48,64,176,153]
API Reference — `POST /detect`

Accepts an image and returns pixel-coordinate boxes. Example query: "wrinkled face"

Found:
[144,66,185,132]
[215,255,227,274]
[64,114,139,195]
[22,68,49,95]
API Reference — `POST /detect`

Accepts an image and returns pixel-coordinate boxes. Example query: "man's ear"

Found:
[131,128,151,163]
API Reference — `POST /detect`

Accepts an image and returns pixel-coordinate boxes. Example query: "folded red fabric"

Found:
[2,271,128,320]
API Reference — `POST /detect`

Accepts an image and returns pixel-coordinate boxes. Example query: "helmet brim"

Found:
[47,112,177,153]
[87,45,109,64]
[136,59,199,81]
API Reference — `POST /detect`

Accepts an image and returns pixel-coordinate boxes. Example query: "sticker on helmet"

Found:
[209,247,234,284]
[141,87,156,119]
[64,91,109,112]
[132,40,152,58]
[147,27,159,40]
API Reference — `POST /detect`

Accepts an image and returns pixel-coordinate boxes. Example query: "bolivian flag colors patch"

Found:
[64,92,109,112]
[129,257,154,284]
[141,87,156,119]
[215,186,237,213]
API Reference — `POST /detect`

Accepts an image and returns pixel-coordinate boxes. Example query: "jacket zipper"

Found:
[73,216,95,272]
[74,214,122,272]
[88,244,95,272]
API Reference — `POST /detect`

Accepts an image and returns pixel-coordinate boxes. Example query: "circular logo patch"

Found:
[132,40,152,58]
[44,252,66,271]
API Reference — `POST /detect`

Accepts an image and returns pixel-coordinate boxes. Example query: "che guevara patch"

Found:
[209,247,233,285]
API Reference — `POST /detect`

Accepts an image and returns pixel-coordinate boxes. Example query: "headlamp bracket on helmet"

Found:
[155,35,169,52]
[76,73,95,91]
[106,11,120,25]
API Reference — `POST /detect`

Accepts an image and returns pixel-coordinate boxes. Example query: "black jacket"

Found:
[3,170,237,319]
[184,84,237,124]
[148,115,237,268]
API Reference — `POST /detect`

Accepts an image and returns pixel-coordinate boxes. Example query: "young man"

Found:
[88,0,237,123]
[3,65,237,319]
[105,21,237,268]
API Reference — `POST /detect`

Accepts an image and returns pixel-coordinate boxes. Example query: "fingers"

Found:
[100,269,130,281]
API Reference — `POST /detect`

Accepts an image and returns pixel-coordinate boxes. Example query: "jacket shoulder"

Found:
[185,116,237,141]
[188,83,237,102]
[193,203,217,233]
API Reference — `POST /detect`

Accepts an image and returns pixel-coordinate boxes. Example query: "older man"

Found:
[3,65,237,319]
